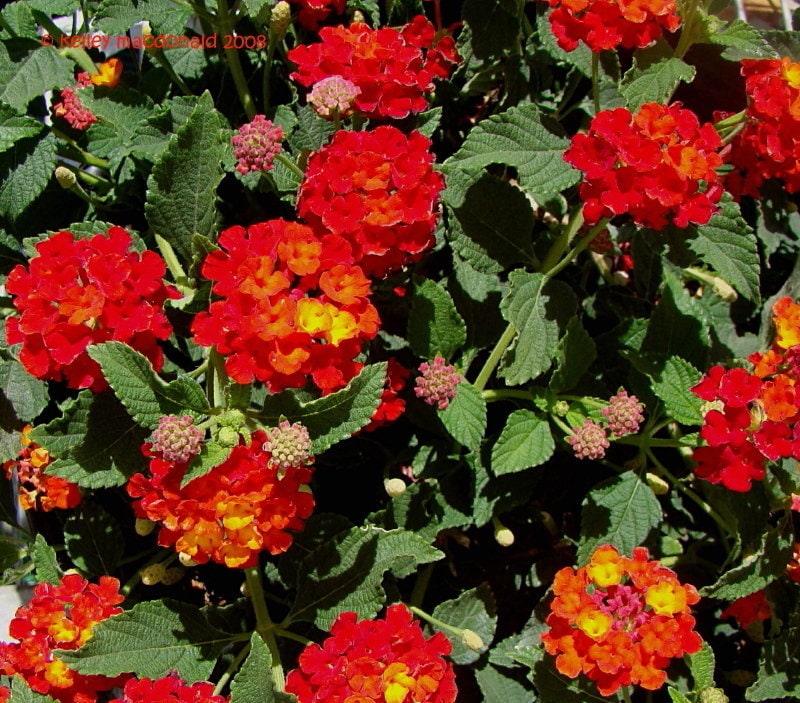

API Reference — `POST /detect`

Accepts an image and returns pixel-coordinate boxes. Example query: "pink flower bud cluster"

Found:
[414,356,462,410]
[566,389,644,460]
[150,415,204,463]
[231,115,284,175]
[263,420,313,471]
[308,76,360,119]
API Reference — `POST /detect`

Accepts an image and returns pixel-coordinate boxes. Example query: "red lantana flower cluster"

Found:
[720,590,771,631]
[0,575,126,703]
[691,297,800,491]
[191,220,379,392]
[565,103,724,230]
[298,126,445,278]
[2,426,81,512]
[541,545,702,696]
[6,227,178,392]
[285,603,457,703]
[546,0,681,52]
[287,0,346,30]
[288,15,459,119]
[126,430,315,568]
[110,674,228,703]
[723,57,800,197]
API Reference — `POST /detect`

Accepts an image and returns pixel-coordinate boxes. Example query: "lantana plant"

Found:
[1,1,800,702]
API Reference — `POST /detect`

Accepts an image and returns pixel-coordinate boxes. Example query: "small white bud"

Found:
[384,478,407,498]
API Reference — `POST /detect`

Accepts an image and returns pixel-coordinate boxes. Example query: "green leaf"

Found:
[230,633,293,703]
[407,276,467,359]
[442,104,580,201]
[499,270,577,385]
[0,359,49,423]
[286,526,443,629]
[439,381,487,452]
[57,599,237,682]
[746,627,800,701]
[288,105,334,153]
[431,583,497,664]
[462,0,524,59]
[577,471,662,563]
[31,534,61,584]
[0,47,74,112]
[0,133,57,220]
[31,392,148,489]
[94,0,192,34]
[443,170,536,274]
[649,355,704,426]
[64,500,124,577]
[709,19,779,60]
[475,663,536,703]
[9,675,57,703]
[687,194,761,303]
[620,58,696,111]
[703,515,794,600]
[261,363,387,454]
[87,341,209,429]
[531,650,611,703]
[688,642,716,691]
[180,442,233,488]
[668,688,693,703]
[491,409,554,476]
[550,316,597,393]
[145,91,226,261]
[0,106,43,153]
[761,30,800,61]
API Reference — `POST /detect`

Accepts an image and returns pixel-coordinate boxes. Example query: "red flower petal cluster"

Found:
[51,87,97,130]
[692,297,800,491]
[191,220,379,392]
[288,16,459,119]
[0,574,126,703]
[546,0,680,52]
[298,126,445,277]
[285,603,457,703]
[288,0,346,30]
[541,545,702,696]
[720,590,771,631]
[110,674,228,703]
[126,430,315,568]
[2,425,81,512]
[364,358,409,431]
[723,58,800,197]
[5,227,178,392]
[565,103,724,230]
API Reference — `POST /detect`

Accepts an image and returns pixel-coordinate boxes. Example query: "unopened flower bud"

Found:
[700,688,729,703]
[270,1,291,40]
[160,566,184,586]
[646,472,669,495]
[55,166,77,189]
[461,629,484,651]
[141,563,166,585]
[384,478,406,498]
[135,518,156,536]
[493,517,515,547]
[351,9,365,21]
[178,552,197,567]
[552,400,570,416]
[216,426,240,448]
[232,115,284,175]
[602,389,644,437]
[308,76,360,119]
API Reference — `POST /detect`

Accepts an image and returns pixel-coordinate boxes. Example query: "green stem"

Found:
[59,47,98,74]
[408,605,466,639]
[274,151,306,179]
[616,436,693,448]
[213,640,251,696]
[217,0,257,119]
[539,207,585,274]
[473,323,517,392]
[591,52,601,114]
[542,218,608,281]
[149,49,193,96]
[261,38,278,112]
[274,628,314,646]
[673,0,700,60]
[481,389,535,403]
[409,563,435,608]
[244,567,285,691]
[619,685,633,703]
[52,129,110,169]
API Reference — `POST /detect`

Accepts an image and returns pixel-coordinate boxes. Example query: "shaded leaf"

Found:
[64,500,124,577]
[0,134,57,220]
[491,409,554,475]
[439,381,487,452]
[408,276,467,359]
[431,583,497,664]
[0,47,74,112]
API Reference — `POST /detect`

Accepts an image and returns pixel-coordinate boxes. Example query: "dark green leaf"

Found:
[145,91,226,261]
[0,47,74,112]
[746,627,800,701]
[64,500,124,576]
[475,663,536,703]
[230,633,293,703]
[9,675,57,703]
[0,133,57,220]
[57,599,237,682]
[688,642,716,691]
[550,316,597,393]
[180,442,232,488]
[31,534,61,584]
[710,19,779,60]
[439,381,487,452]
[491,409,554,475]
[442,104,580,201]
[577,471,662,563]
[463,0,524,59]
[0,106,43,153]
[620,58,695,111]
[407,277,467,359]
[431,583,497,664]
[499,270,577,385]
[0,359,49,423]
